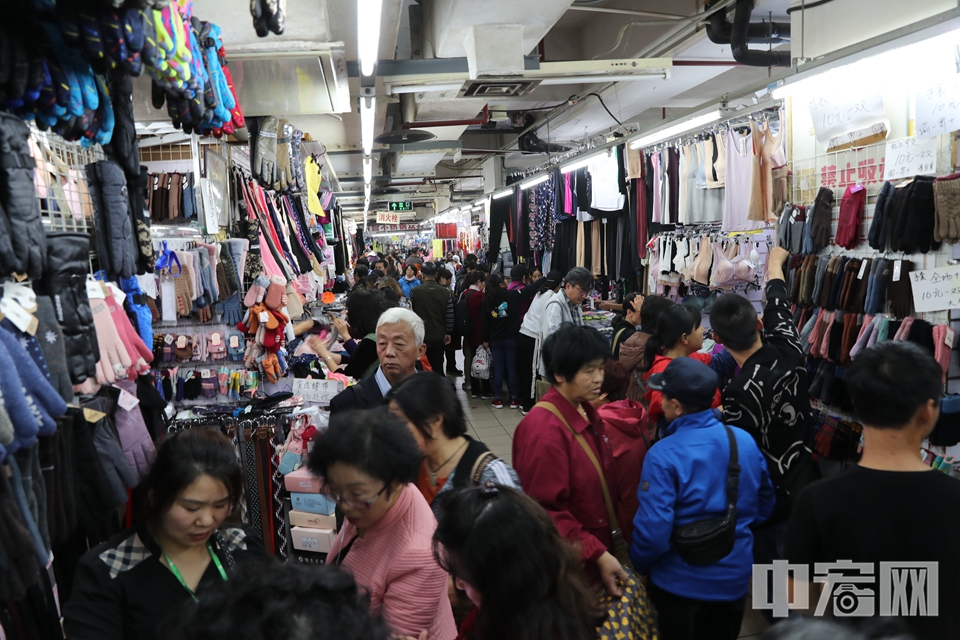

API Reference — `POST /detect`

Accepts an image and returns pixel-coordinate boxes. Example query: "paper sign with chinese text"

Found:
[883,136,937,180]
[808,90,889,151]
[915,79,960,139]
[291,379,344,406]
[910,264,960,313]
[376,211,400,225]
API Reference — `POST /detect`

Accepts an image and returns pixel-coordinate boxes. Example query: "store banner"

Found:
[808,89,889,151]
[432,239,443,257]
[909,263,960,313]
[883,136,937,180]
[915,79,960,139]
[375,211,400,224]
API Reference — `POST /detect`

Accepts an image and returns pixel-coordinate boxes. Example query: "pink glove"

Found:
[110,379,157,484]
[91,297,133,383]
[106,292,153,377]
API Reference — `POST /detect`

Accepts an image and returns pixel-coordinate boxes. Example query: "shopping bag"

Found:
[471,346,491,380]
[596,566,659,640]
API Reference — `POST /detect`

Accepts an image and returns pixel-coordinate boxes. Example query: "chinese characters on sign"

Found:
[753,561,939,618]
[808,90,890,151]
[883,136,938,181]
[909,263,960,313]
[375,211,400,225]
[291,378,344,406]
[915,80,960,140]
[388,201,413,211]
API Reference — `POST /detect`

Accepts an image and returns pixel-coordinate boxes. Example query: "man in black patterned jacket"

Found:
[710,247,820,596]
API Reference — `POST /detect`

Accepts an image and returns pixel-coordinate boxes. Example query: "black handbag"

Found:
[671,426,740,566]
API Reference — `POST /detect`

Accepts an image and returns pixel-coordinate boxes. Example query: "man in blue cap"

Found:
[630,357,775,640]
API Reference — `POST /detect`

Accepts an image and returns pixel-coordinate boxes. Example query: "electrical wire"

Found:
[583,93,622,126]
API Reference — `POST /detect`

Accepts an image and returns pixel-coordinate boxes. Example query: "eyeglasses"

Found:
[572,285,590,298]
[322,483,388,511]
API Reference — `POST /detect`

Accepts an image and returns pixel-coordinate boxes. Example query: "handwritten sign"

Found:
[915,79,960,139]
[291,378,344,406]
[883,136,937,180]
[376,211,400,225]
[808,90,889,151]
[910,264,960,313]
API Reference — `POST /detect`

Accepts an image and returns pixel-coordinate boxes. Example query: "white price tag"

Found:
[177,335,187,349]
[211,333,221,346]
[108,283,126,306]
[117,389,140,411]
[259,311,270,323]
[858,260,868,280]
[947,328,956,349]
[164,334,174,345]
[893,260,902,282]
[85,279,105,300]
[229,335,240,348]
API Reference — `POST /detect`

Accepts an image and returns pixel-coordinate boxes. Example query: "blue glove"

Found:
[120,277,155,348]
[94,76,114,145]
[222,292,242,326]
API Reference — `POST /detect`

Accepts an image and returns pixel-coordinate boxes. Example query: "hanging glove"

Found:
[93,76,114,145]
[275,118,291,191]
[260,352,280,383]
[222,292,242,325]
[105,291,153,376]
[807,187,835,252]
[264,274,286,310]
[221,63,245,129]
[209,333,227,360]
[100,10,127,71]
[265,0,286,35]
[91,296,133,383]
[243,274,270,307]
[78,9,109,73]
[104,380,156,485]
[227,332,246,362]
[251,0,269,37]
[0,340,45,454]
[254,116,279,188]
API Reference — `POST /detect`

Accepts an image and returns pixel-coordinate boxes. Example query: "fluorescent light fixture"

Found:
[560,153,602,174]
[472,204,484,211]
[364,184,371,200]
[358,0,382,77]
[520,174,550,190]
[539,74,666,86]
[363,157,372,183]
[389,83,464,95]
[360,96,376,155]
[629,110,722,150]
[492,189,513,199]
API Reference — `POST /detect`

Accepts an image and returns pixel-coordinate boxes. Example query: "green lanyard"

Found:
[159,540,229,602]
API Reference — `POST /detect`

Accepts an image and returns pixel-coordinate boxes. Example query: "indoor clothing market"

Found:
[1,1,960,640]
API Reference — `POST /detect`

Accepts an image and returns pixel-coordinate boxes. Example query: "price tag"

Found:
[108,283,126,306]
[858,260,868,280]
[164,334,174,345]
[83,408,107,423]
[117,388,140,411]
[0,298,37,335]
[947,328,956,349]
[211,333,221,346]
[85,279,105,300]
[230,335,240,348]
[259,311,270,323]
[893,260,903,282]
[201,369,212,378]
[177,335,187,349]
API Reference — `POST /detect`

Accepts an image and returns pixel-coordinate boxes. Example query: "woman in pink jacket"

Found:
[308,407,457,640]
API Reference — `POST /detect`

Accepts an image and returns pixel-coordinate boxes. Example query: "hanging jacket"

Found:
[36,233,100,384]
[0,112,47,280]
[86,160,137,280]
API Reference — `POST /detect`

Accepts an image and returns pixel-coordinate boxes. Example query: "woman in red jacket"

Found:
[512,323,629,598]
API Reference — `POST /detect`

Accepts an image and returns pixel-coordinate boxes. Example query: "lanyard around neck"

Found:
[159,540,228,602]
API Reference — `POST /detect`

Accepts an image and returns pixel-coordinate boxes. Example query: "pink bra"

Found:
[711,241,737,285]
[692,237,713,285]
[734,242,758,282]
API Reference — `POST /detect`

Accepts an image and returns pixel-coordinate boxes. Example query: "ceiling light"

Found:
[363,157,372,183]
[492,189,513,199]
[358,0,382,77]
[360,96,376,155]
[629,110,722,150]
[520,174,550,190]
[539,74,666,86]
[560,153,602,174]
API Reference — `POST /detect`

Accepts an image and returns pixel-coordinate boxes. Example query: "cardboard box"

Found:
[290,492,336,515]
[291,526,336,553]
[283,467,324,493]
[289,510,337,530]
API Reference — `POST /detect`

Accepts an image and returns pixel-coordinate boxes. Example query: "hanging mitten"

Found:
[264,275,286,310]
[244,274,270,307]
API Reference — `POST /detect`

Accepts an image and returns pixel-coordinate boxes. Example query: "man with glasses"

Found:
[537,266,593,380]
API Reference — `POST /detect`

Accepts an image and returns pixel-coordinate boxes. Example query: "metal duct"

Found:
[705,0,790,45]
[730,0,791,67]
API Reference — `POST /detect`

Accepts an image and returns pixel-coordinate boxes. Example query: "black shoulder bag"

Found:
[670,426,740,566]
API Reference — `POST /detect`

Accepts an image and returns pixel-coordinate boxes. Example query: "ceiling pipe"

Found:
[402,105,490,129]
[730,0,791,67]
[705,0,790,45]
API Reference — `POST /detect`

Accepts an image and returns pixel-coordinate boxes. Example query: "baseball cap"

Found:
[420,262,438,277]
[545,269,564,287]
[646,357,719,409]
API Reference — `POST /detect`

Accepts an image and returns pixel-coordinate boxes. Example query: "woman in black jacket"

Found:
[482,272,523,409]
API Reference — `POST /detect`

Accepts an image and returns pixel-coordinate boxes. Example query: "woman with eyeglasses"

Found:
[308,407,457,640]
[64,429,267,640]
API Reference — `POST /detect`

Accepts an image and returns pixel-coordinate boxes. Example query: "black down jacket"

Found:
[86,161,137,281]
[37,233,99,384]
[0,112,47,280]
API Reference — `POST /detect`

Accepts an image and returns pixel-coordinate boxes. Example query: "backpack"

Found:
[455,290,477,335]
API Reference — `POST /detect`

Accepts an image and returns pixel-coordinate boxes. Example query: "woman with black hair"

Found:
[386,372,521,512]
[460,270,489,398]
[434,485,600,640]
[619,295,674,403]
[307,288,386,379]
[481,272,523,409]
[307,408,457,640]
[64,430,267,640]
[643,303,721,431]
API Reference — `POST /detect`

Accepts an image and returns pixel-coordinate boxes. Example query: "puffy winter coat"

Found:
[86,160,137,281]
[0,112,47,280]
[37,233,100,384]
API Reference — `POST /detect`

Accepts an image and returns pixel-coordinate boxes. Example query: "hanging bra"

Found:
[734,241,758,282]
[691,236,713,285]
[711,240,737,286]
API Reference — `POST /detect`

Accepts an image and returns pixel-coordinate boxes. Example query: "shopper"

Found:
[352,264,370,291]
[709,246,819,576]
[591,359,649,539]
[643,303,722,433]
[459,270,490,398]
[513,324,630,598]
[433,484,600,640]
[438,267,462,376]
[64,429,268,640]
[410,261,453,375]
[518,269,563,413]
[631,357,775,640]
[400,264,421,299]
[482,272,522,409]
[377,276,409,309]
[539,266,592,347]
[610,292,642,358]
[786,341,960,638]
[307,288,385,380]
[507,264,535,320]
[404,248,424,268]
[329,308,426,414]
[531,266,543,281]
[454,259,477,300]
[168,563,390,640]
[386,372,521,512]
[308,408,457,640]
[619,295,674,403]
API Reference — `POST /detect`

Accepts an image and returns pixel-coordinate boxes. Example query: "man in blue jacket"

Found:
[631,357,775,640]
